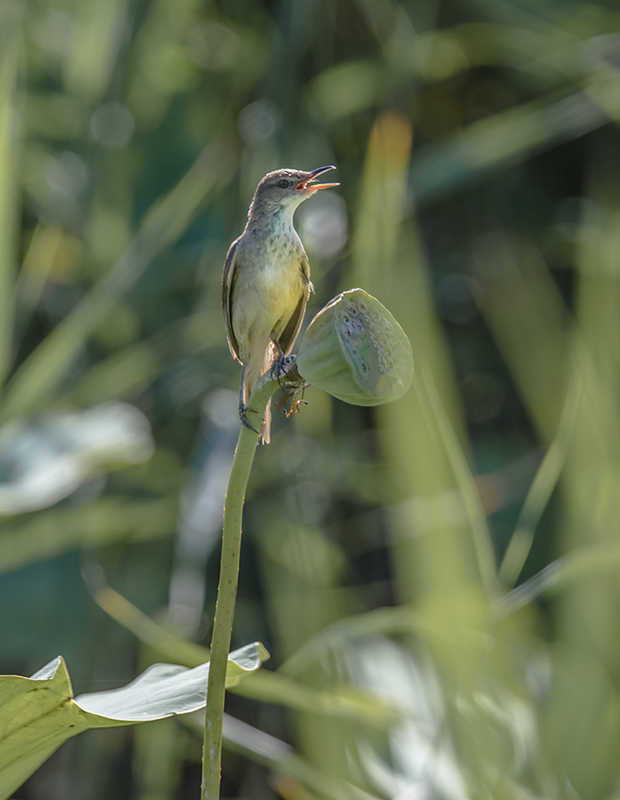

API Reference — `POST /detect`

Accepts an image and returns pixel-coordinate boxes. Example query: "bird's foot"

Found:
[275,377,309,418]
[239,403,261,435]
[276,394,308,418]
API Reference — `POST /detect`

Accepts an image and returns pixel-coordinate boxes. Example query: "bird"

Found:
[222,165,338,443]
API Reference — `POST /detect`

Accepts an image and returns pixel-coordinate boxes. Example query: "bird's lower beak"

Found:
[297,165,339,192]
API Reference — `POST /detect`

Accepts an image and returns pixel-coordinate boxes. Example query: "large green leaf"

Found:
[0,643,268,800]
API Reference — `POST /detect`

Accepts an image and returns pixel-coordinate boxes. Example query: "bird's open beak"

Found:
[297,165,339,193]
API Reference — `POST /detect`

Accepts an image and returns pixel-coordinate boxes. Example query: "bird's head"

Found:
[248,166,338,220]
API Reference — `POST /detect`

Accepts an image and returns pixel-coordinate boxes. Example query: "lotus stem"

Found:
[201,356,300,799]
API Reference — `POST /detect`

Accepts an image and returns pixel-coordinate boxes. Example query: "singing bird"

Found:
[222,166,338,443]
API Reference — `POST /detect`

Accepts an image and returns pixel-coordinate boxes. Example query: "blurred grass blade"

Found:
[238,670,399,728]
[418,363,499,596]
[0,6,19,389]
[499,560,564,615]
[499,537,620,615]
[188,712,381,800]
[0,137,233,423]
[280,606,424,677]
[63,0,129,100]
[472,232,570,442]
[499,377,581,587]
[552,140,620,796]
[350,112,412,296]
[15,225,78,345]
[63,309,218,407]
[83,563,212,666]
[0,498,177,575]
[221,714,382,800]
[86,571,400,727]
[410,84,620,208]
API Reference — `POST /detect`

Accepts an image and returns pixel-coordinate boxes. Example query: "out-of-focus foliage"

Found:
[2,0,620,797]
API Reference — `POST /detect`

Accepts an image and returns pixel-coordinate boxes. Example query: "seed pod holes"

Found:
[296,288,413,406]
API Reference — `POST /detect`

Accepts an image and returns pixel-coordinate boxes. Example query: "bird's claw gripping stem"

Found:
[239,403,261,435]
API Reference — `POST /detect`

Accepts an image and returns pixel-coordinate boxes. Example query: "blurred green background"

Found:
[3,0,620,797]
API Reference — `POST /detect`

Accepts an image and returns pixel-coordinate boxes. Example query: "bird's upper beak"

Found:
[297,165,339,193]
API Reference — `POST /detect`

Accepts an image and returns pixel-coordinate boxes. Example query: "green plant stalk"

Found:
[201,357,301,800]
[202,420,259,799]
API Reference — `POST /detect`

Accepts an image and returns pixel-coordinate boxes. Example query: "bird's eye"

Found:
[278,179,290,189]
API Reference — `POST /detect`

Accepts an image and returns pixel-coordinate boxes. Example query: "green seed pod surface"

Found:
[296,288,413,406]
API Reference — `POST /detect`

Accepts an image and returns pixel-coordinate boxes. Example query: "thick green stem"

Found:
[201,357,301,799]
[201,426,258,798]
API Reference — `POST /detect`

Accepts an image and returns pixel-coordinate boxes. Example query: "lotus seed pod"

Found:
[296,289,413,406]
